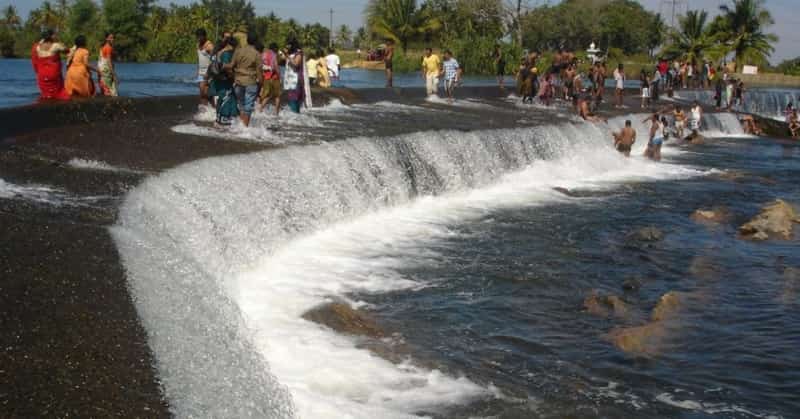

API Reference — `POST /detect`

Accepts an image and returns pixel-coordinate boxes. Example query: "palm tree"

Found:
[663,10,714,63]
[336,24,352,48]
[714,0,777,67]
[366,0,441,52]
[2,5,21,29]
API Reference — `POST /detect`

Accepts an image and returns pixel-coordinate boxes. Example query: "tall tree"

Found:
[663,10,714,63]
[715,0,777,67]
[68,0,100,43]
[103,0,149,60]
[336,24,352,47]
[2,5,21,29]
[366,0,441,52]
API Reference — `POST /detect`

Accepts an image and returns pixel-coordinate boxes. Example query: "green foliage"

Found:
[775,58,800,77]
[521,0,662,55]
[715,0,777,67]
[103,0,148,60]
[366,0,441,52]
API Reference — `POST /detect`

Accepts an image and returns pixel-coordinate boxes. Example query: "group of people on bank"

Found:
[31,30,118,101]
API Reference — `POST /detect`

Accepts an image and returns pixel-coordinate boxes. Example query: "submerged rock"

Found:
[713,170,777,185]
[651,291,685,322]
[302,301,386,339]
[690,207,731,224]
[688,255,721,281]
[584,291,629,319]
[686,131,704,144]
[607,291,688,356]
[739,200,799,241]
[607,323,666,356]
[628,227,665,242]
[780,267,800,305]
[621,278,642,292]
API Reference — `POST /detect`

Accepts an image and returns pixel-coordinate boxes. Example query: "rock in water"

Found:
[651,291,685,322]
[628,227,665,242]
[584,291,629,318]
[607,323,666,356]
[302,302,385,338]
[690,207,731,224]
[739,200,800,241]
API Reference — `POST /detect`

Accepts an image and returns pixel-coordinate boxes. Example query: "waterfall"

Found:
[111,112,741,418]
[677,88,800,121]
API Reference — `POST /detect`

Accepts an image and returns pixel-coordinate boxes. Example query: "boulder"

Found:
[302,302,385,339]
[584,291,629,318]
[739,200,800,241]
[688,255,721,281]
[607,323,666,356]
[713,170,777,185]
[622,278,642,292]
[628,227,664,242]
[651,291,685,322]
[690,207,731,224]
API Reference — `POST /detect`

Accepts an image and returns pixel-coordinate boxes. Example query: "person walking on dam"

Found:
[422,48,441,97]
[30,29,70,101]
[98,32,118,97]
[196,29,214,106]
[226,32,262,127]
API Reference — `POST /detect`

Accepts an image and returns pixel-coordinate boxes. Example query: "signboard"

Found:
[742,65,759,75]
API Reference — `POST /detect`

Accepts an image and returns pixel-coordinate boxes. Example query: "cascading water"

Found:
[111,107,743,418]
[677,88,800,121]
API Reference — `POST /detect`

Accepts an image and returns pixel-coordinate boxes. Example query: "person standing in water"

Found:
[226,32,262,127]
[306,52,318,87]
[422,48,442,97]
[644,113,666,161]
[212,37,238,126]
[65,35,97,97]
[690,101,703,132]
[639,69,650,109]
[613,120,637,157]
[613,63,625,108]
[97,32,118,97]
[441,50,462,103]
[196,29,214,106]
[673,106,687,139]
[493,45,505,90]
[283,42,306,113]
[384,40,395,88]
[325,48,341,84]
[30,29,70,101]
[258,42,282,115]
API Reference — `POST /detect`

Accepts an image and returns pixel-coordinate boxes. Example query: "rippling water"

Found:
[96,94,800,419]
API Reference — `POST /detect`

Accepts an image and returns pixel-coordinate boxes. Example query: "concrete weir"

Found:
[0,86,758,417]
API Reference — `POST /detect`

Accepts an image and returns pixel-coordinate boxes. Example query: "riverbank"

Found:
[0,86,790,417]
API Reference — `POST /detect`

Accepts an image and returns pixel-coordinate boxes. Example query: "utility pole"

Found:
[329,9,334,49]
[659,0,686,28]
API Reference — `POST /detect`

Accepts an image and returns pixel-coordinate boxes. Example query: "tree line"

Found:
[1,0,792,76]
[0,0,365,63]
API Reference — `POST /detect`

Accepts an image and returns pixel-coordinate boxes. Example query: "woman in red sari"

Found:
[30,30,70,101]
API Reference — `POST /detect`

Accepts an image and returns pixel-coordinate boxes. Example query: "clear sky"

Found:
[4,0,798,62]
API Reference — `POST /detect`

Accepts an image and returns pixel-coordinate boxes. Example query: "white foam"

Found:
[656,392,782,418]
[0,177,108,207]
[113,118,719,418]
[67,158,142,174]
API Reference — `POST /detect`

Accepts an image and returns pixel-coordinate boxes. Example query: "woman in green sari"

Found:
[213,37,238,126]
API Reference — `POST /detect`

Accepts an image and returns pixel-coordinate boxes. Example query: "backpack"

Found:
[206,57,227,81]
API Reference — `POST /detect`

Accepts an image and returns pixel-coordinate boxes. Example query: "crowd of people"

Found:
[30,30,118,101]
[28,30,797,140]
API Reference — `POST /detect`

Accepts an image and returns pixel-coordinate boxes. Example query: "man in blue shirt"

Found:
[440,50,462,103]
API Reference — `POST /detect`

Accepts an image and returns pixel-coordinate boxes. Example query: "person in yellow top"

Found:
[421,48,441,96]
[306,53,319,86]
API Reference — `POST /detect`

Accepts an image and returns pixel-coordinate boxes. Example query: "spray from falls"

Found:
[111,111,740,418]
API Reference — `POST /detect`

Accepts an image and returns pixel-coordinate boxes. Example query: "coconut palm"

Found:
[663,10,715,63]
[336,24,352,47]
[714,0,777,67]
[366,0,441,52]
[2,5,21,29]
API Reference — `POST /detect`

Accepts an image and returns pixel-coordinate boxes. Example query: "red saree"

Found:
[31,43,70,101]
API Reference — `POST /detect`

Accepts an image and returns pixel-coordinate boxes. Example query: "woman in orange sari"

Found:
[65,35,97,97]
[30,29,70,101]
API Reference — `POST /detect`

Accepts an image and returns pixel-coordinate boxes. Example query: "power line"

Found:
[329,8,334,48]
[659,0,688,28]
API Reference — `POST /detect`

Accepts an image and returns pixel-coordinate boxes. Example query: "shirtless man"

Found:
[673,106,687,139]
[578,95,605,123]
[613,120,637,157]
[644,114,667,161]
[789,110,799,138]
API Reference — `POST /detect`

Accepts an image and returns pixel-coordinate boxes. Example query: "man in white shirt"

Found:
[325,48,341,81]
[613,63,625,109]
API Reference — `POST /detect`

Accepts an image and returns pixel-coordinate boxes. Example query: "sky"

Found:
[4,0,799,62]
